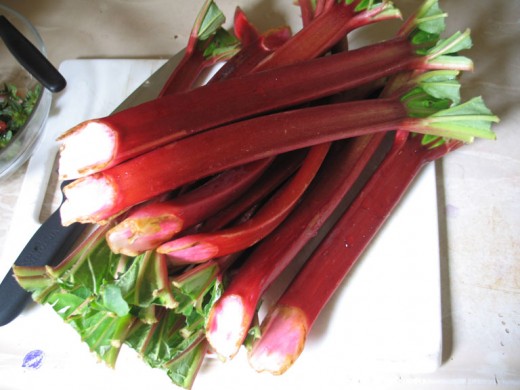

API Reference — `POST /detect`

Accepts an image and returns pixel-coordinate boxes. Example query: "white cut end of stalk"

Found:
[58,121,116,179]
[206,295,248,361]
[106,224,139,256]
[248,305,307,375]
[60,175,115,225]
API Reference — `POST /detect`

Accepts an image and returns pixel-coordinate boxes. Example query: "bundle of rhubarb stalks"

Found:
[14,0,499,388]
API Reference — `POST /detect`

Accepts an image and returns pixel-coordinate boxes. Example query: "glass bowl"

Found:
[0,4,52,180]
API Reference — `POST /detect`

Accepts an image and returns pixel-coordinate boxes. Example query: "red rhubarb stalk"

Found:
[204,134,386,360]
[105,158,273,256]
[158,0,239,96]
[247,91,499,373]
[104,10,294,256]
[60,10,479,224]
[156,143,331,263]
[253,0,401,71]
[246,133,458,375]
[57,16,449,180]
[210,24,291,82]
[201,150,306,232]
[58,98,403,226]
[60,72,495,226]
[297,0,315,27]
[232,6,260,46]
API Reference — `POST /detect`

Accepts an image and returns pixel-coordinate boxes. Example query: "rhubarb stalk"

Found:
[105,158,273,256]
[247,100,498,374]
[204,134,387,360]
[210,8,291,81]
[158,0,239,96]
[253,0,402,70]
[57,3,433,181]
[60,67,494,226]
[200,150,306,232]
[156,143,330,263]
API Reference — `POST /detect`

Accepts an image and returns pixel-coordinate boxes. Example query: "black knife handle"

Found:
[0,15,66,92]
[0,207,86,326]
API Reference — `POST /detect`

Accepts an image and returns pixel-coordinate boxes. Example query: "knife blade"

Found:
[0,50,186,326]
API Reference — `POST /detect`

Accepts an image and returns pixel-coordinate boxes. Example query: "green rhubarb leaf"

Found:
[415,70,461,104]
[70,308,134,366]
[171,261,220,316]
[202,27,241,61]
[163,337,208,390]
[345,0,377,12]
[101,284,130,317]
[52,228,122,295]
[399,0,446,40]
[399,71,499,143]
[414,0,446,35]
[47,290,89,319]
[342,0,401,19]
[402,88,453,118]
[427,29,472,56]
[116,251,177,309]
[43,285,135,367]
[413,97,499,143]
[420,133,446,147]
[196,0,226,41]
[401,70,463,118]
[125,309,208,389]
[126,308,185,367]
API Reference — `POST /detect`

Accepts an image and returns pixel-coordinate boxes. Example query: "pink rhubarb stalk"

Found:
[156,143,331,263]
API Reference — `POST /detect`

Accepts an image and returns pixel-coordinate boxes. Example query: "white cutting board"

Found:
[0,59,443,390]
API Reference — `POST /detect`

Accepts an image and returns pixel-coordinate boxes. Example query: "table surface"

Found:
[0,1,519,389]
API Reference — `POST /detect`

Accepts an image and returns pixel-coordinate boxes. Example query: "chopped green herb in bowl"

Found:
[0,83,42,149]
[0,4,52,180]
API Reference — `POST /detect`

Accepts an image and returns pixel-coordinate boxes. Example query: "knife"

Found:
[0,50,186,326]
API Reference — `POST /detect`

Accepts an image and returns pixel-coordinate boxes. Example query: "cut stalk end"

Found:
[248,305,308,375]
[60,175,115,226]
[106,215,183,256]
[58,120,116,180]
[206,294,250,360]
